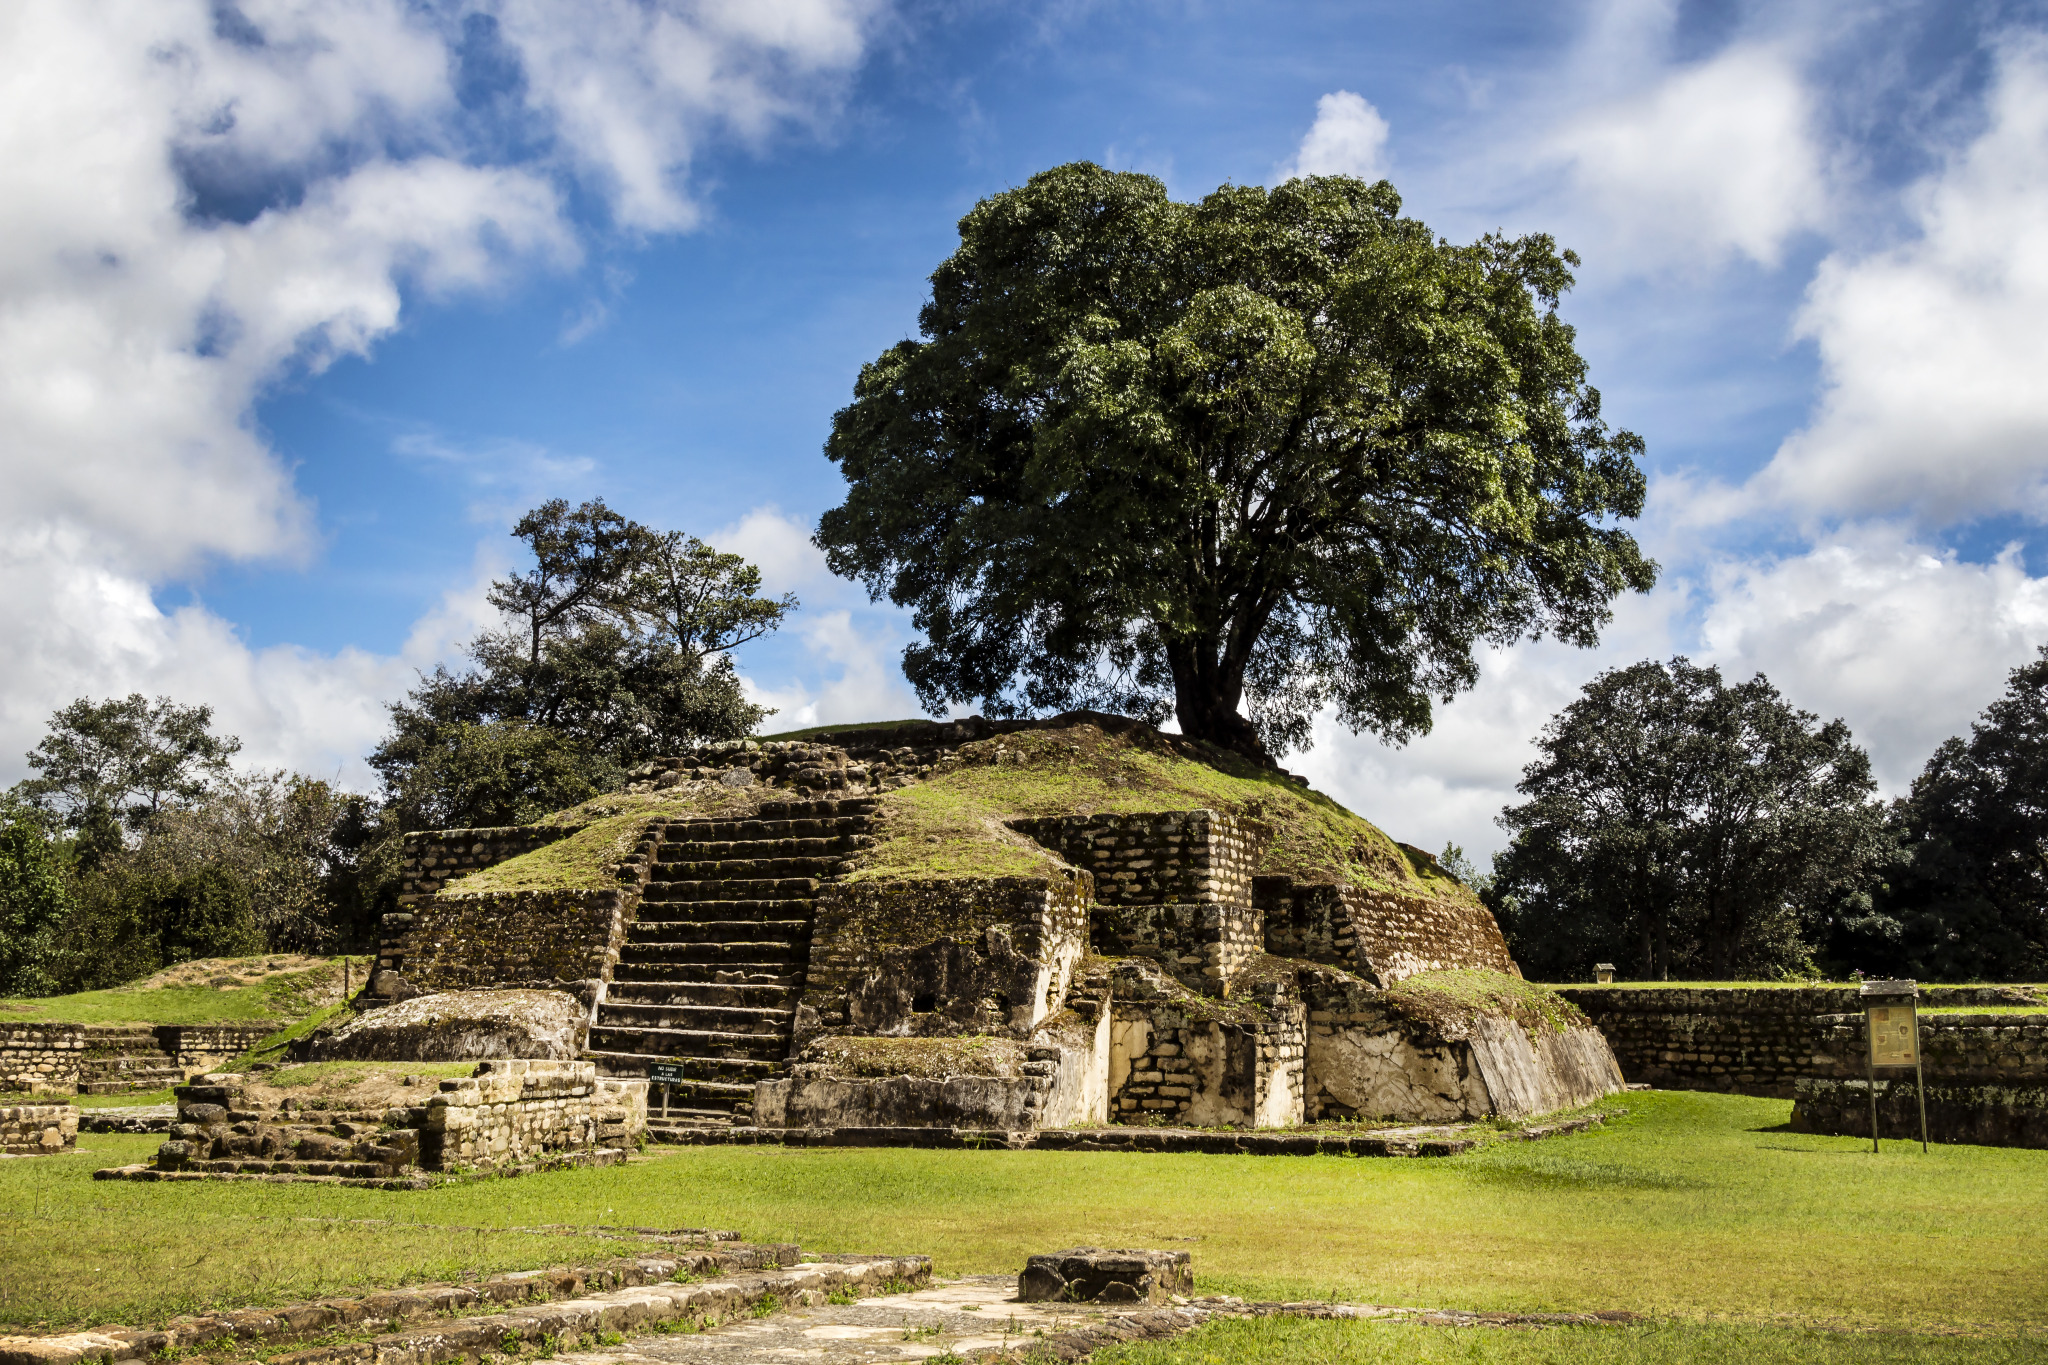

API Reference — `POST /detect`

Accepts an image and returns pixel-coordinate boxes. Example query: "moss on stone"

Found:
[850,723,1468,901]
[1380,968,1589,1037]
[446,785,761,895]
[798,1034,1025,1079]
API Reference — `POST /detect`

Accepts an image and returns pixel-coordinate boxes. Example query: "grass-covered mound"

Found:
[0,956,354,1026]
[849,721,1469,899]
[1380,967,1591,1037]
[444,784,765,895]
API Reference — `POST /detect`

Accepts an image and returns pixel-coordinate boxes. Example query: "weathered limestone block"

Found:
[795,870,1092,1044]
[1107,959,1304,1128]
[1018,1248,1192,1304]
[311,989,587,1062]
[1301,971,1622,1122]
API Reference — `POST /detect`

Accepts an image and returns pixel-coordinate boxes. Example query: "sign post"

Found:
[1860,979,1927,1153]
[648,1062,684,1121]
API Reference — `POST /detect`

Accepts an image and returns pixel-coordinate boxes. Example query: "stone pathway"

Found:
[556,1275,1105,1364]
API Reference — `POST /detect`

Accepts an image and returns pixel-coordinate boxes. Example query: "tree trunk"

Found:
[1165,637,1272,766]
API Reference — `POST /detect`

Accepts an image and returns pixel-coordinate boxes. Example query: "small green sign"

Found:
[648,1063,685,1085]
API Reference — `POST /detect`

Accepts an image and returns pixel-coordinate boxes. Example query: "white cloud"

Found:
[0,0,885,788]
[1546,42,1826,269]
[1279,91,1390,182]
[739,610,923,733]
[1750,39,2048,523]
[710,505,833,599]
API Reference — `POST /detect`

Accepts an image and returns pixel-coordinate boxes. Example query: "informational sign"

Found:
[1866,1003,1919,1068]
[648,1063,685,1085]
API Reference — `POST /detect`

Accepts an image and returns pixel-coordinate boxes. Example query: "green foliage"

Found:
[0,803,73,996]
[819,163,1654,759]
[11,694,240,850]
[371,499,789,832]
[1862,646,2048,981]
[1490,658,1890,982]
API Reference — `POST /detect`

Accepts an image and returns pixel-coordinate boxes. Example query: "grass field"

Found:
[1091,1317,2048,1364]
[6,1091,2046,1340]
[0,957,358,1026]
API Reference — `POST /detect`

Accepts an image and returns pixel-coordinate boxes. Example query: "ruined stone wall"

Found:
[1090,901,1263,996]
[400,825,584,906]
[3,1023,279,1093]
[1560,987,2048,1099]
[421,1059,647,1170]
[1791,1076,2048,1148]
[1010,810,1268,908]
[394,889,636,997]
[1,1102,78,1153]
[1259,882,1517,986]
[795,871,1093,1044]
[1107,960,1304,1127]
[379,822,663,1002]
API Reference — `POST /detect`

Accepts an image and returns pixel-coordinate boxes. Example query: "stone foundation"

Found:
[1106,960,1305,1128]
[1790,1077,2048,1149]
[2,1023,279,1095]
[1010,810,1269,908]
[0,1102,78,1154]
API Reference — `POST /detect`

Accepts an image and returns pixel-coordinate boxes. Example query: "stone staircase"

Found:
[584,797,876,1133]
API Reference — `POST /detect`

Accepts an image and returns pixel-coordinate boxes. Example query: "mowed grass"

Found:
[1092,1317,2048,1365]
[5,1092,2045,1335]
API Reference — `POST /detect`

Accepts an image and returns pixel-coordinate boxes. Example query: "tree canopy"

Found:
[818,162,1655,760]
[1862,647,2048,980]
[371,498,793,829]
[1489,658,1889,981]
[14,694,241,855]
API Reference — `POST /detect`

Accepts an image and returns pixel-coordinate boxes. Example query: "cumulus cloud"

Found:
[1279,91,1390,182]
[1546,42,1827,269]
[0,0,884,788]
[1749,39,2048,523]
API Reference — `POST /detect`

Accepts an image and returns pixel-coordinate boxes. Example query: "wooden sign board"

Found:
[1866,1002,1919,1068]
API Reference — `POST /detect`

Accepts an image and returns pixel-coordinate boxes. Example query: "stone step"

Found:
[645,1111,744,1132]
[585,1024,788,1064]
[610,961,803,988]
[618,939,807,966]
[604,980,800,1010]
[653,856,844,879]
[78,1072,185,1095]
[653,877,820,902]
[624,919,810,946]
[634,895,815,920]
[660,816,873,842]
[580,1045,781,1082]
[585,1063,759,1105]
[593,1001,793,1035]
[653,835,871,860]
[178,1158,393,1178]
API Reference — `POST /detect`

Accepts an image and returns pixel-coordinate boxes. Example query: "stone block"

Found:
[1017,1248,1192,1304]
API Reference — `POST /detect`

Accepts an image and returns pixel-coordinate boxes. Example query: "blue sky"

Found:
[5,0,2048,860]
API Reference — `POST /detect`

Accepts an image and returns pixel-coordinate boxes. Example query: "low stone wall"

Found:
[2,1023,280,1094]
[1300,972,1621,1122]
[423,1060,647,1171]
[1011,810,1269,908]
[1790,1076,2048,1148]
[393,889,636,997]
[1557,987,2048,1100]
[1258,881,1517,986]
[0,1102,78,1154]
[1091,900,1263,996]
[1107,960,1304,1127]
[795,871,1093,1044]
[399,825,585,906]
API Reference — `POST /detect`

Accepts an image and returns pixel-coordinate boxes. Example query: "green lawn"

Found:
[6,1092,2045,1338]
[0,959,358,1026]
[1093,1318,2048,1365]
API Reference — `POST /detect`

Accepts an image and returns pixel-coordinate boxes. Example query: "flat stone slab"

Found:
[1019,1249,1192,1304]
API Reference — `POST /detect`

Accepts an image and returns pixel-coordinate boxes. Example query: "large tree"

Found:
[817,163,1655,760]
[371,499,792,829]
[1867,647,2048,980]
[12,694,241,857]
[1490,658,1890,981]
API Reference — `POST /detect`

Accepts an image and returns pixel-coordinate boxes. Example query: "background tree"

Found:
[0,799,72,996]
[1489,658,1889,981]
[13,695,240,861]
[1861,647,2048,980]
[817,163,1655,761]
[371,499,790,831]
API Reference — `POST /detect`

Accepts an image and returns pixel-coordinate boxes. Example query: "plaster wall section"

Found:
[795,870,1093,1046]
